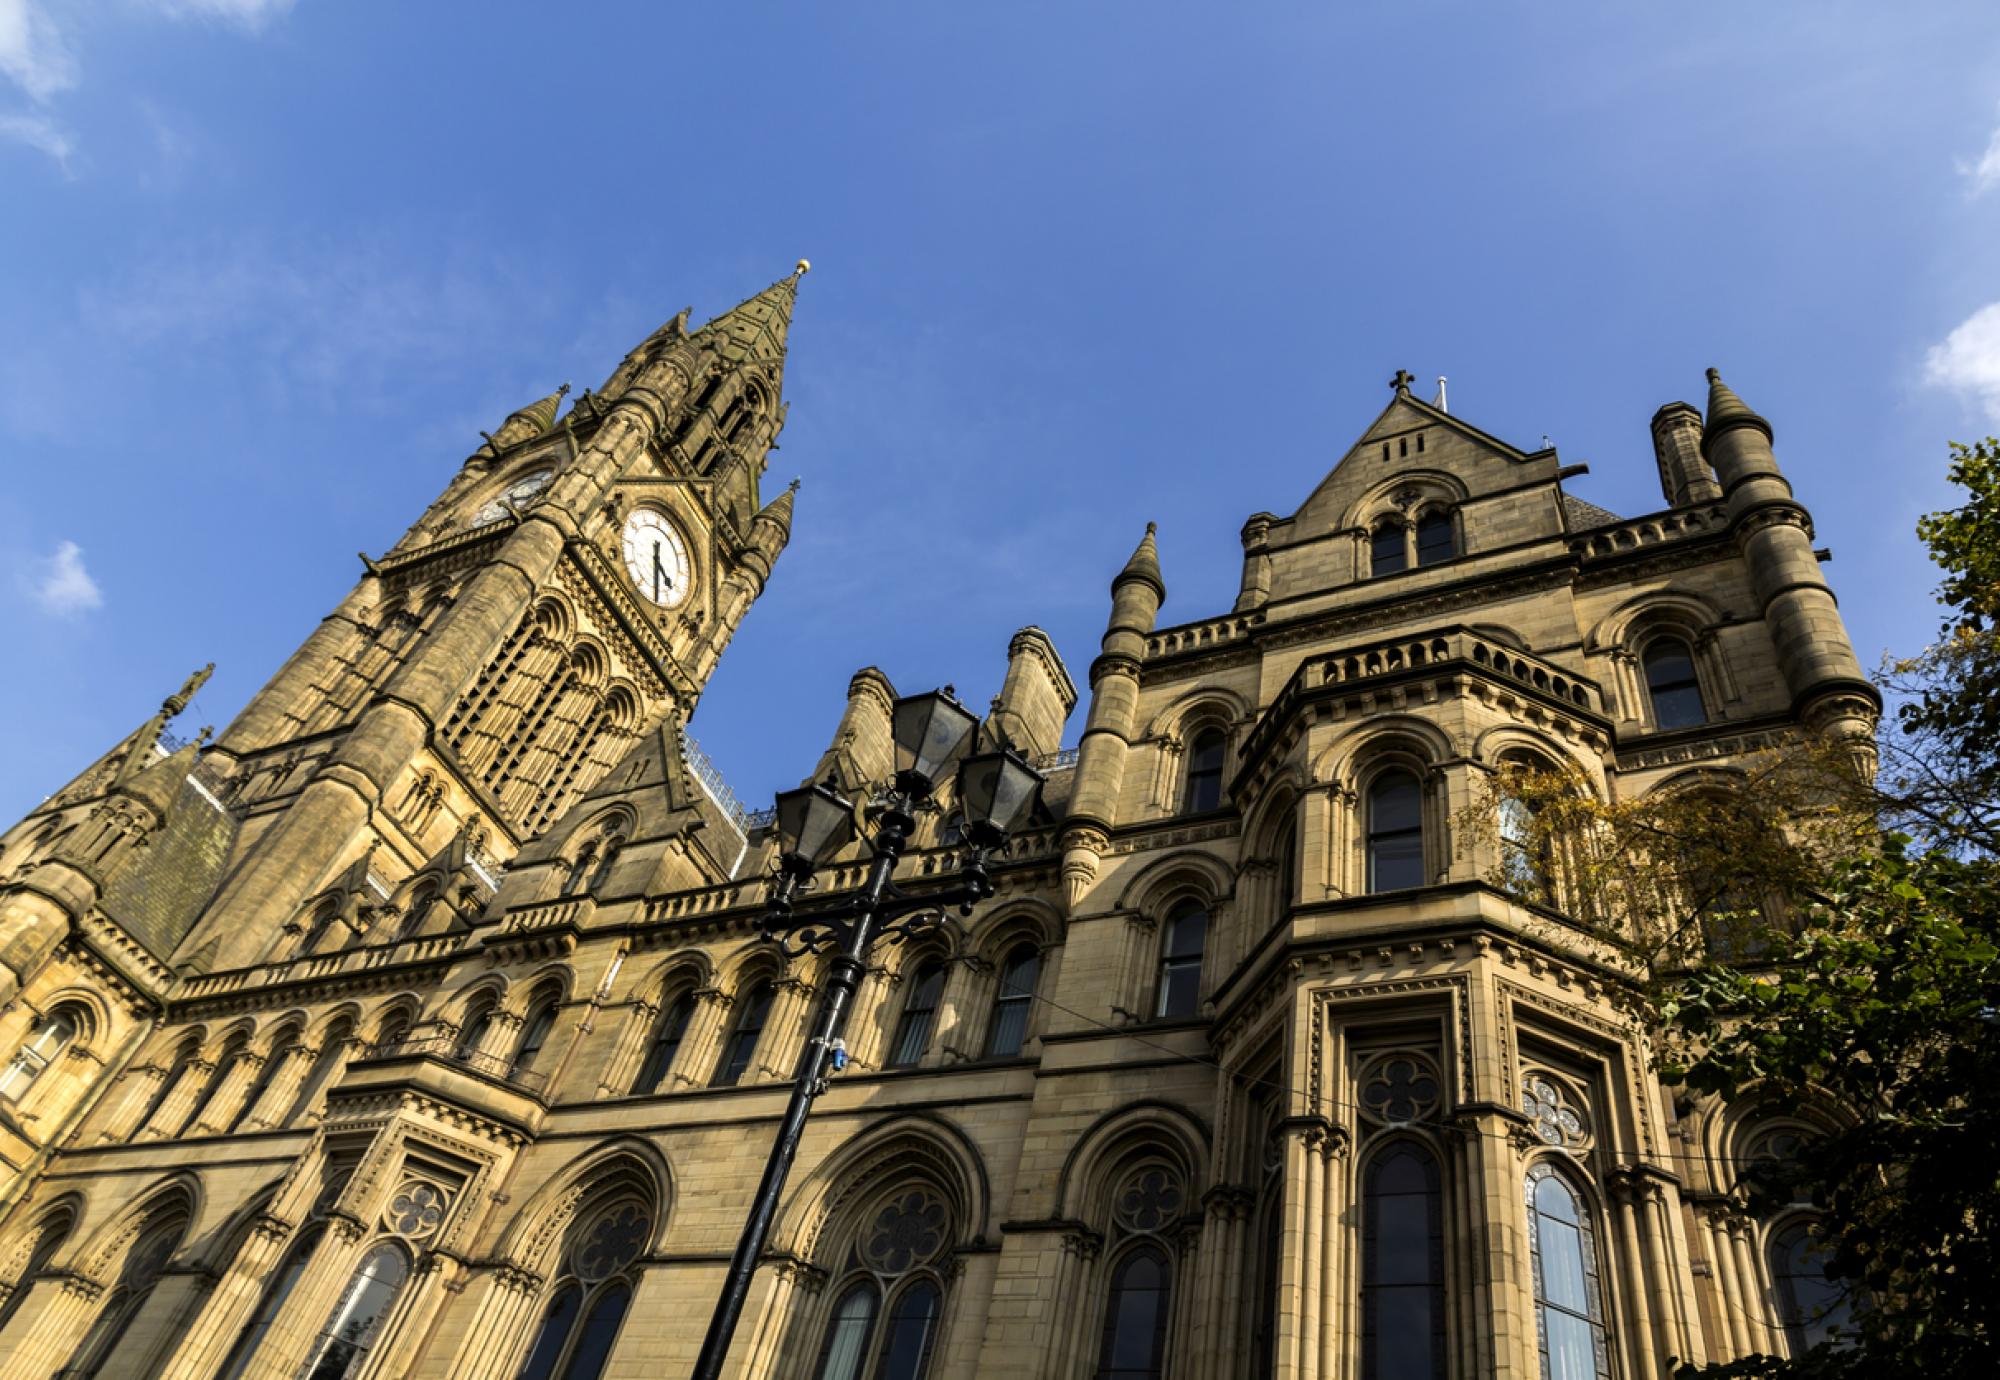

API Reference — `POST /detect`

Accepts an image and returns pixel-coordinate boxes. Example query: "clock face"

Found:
[621,509,693,609]
[471,468,554,528]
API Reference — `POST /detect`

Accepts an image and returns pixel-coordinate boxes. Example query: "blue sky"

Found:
[5,2,2000,825]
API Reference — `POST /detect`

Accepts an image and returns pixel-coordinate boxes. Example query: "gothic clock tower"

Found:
[171,264,809,973]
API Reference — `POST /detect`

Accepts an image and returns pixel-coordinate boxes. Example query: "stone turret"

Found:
[1701,368,1877,745]
[988,627,1077,759]
[1650,401,1721,508]
[1061,524,1165,909]
[812,667,899,794]
[1233,513,1276,613]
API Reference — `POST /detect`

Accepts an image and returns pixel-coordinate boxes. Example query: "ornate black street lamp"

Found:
[690,689,1045,1380]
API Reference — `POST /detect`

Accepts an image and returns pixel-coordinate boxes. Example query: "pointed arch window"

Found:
[1526,1165,1611,1380]
[1497,763,1551,900]
[814,1282,879,1380]
[1182,729,1226,814]
[64,1212,185,1378]
[1366,769,1426,893]
[284,1018,355,1125]
[457,999,499,1061]
[1095,1245,1172,1380]
[712,981,773,1087]
[985,945,1040,1058]
[1371,521,1409,577]
[1770,1220,1851,1356]
[1275,819,1298,916]
[1643,638,1707,730]
[1362,1144,1446,1380]
[300,1240,410,1380]
[1155,901,1207,1020]
[512,997,560,1079]
[217,1222,326,1380]
[515,1198,650,1380]
[0,1010,76,1101]
[1415,510,1456,567]
[888,962,945,1067]
[632,992,694,1093]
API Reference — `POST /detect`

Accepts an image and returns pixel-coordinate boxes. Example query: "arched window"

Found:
[1643,638,1707,730]
[632,993,694,1093]
[1371,521,1408,577]
[1526,1166,1610,1380]
[188,1032,250,1131]
[457,998,499,1060]
[299,1241,410,1380]
[712,981,773,1087]
[985,945,1040,1058]
[284,1019,355,1125]
[814,1282,878,1380]
[0,1208,72,1336]
[374,1011,414,1053]
[1414,510,1456,567]
[217,1222,326,1380]
[1498,790,1546,899]
[1770,1220,1852,1356]
[512,997,560,1079]
[1366,769,1426,893]
[64,1211,185,1378]
[811,1191,952,1380]
[301,900,342,955]
[1182,729,1226,814]
[132,1040,199,1139]
[1361,1144,1446,1380]
[1275,820,1298,916]
[1095,1245,1172,1380]
[1154,902,1206,1020]
[0,1010,76,1101]
[588,835,626,892]
[515,1197,650,1380]
[888,962,945,1067]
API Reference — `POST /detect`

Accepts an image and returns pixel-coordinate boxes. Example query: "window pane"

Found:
[1644,643,1707,729]
[303,1244,408,1380]
[560,1280,632,1380]
[1370,773,1422,834]
[513,1284,580,1380]
[1372,526,1408,576]
[1363,1147,1444,1380]
[634,996,692,1093]
[1183,730,1225,812]
[1544,1309,1597,1380]
[713,984,772,1087]
[889,964,945,1067]
[1097,1249,1170,1379]
[1415,514,1454,566]
[1371,1287,1436,1377]
[1774,1224,1852,1352]
[1165,906,1206,960]
[986,948,1039,1057]
[1156,961,1201,1019]
[815,1283,877,1380]
[874,1280,940,1380]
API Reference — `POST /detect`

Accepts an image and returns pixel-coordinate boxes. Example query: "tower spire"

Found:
[1702,366,1772,447]
[691,261,809,370]
[1113,521,1165,604]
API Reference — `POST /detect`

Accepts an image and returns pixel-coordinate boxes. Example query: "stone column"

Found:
[94,1063,170,1143]
[438,1266,545,1380]
[596,1000,654,1098]
[755,975,815,1083]
[1609,1177,1659,1379]
[0,1272,105,1375]
[931,956,988,1065]
[1043,1230,1101,1380]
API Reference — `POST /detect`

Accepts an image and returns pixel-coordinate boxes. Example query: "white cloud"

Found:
[0,0,75,101]
[1961,119,2000,197]
[140,0,296,31]
[32,540,102,616]
[1925,302,2000,422]
[0,108,73,171]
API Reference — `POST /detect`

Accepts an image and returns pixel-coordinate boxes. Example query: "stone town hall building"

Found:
[0,265,1876,1380]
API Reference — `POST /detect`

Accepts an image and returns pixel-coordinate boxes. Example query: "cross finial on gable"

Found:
[1390,369,1416,393]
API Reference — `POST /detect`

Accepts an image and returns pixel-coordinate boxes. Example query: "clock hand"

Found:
[652,541,662,601]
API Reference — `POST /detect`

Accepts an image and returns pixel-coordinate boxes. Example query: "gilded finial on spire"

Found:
[794,259,811,277]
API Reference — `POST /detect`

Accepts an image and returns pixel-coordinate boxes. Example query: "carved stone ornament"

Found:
[384,1180,451,1240]
[1522,1073,1591,1150]
[1358,1053,1443,1127]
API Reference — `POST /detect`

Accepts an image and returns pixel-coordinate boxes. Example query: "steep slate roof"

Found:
[100,768,238,962]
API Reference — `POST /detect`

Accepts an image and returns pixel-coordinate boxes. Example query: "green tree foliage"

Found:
[1459,441,2000,1377]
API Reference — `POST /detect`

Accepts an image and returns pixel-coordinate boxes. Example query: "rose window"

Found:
[1522,1074,1589,1149]
[860,1191,948,1274]
[386,1182,449,1239]
[1113,1167,1185,1234]
[1359,1055,1442,1125]
[575,1201,650,1281]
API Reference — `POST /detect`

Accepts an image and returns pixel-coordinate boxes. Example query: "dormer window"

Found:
[1414,511,1456,567]
[1371,522,1409,577]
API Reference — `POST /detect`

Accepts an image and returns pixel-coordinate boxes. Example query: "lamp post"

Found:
[689,689,1045,1380]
